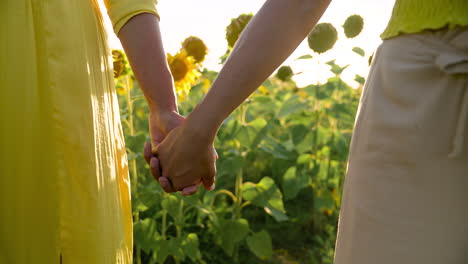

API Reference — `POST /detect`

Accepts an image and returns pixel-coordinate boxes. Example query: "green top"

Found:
[381,0,468,39]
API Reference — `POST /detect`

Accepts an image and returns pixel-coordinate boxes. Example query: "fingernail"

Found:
[209,183,215,191]
[159,178,168,189]
[150,158,157,169]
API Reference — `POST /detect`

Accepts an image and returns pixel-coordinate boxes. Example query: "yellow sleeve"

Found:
[104,0,160,35]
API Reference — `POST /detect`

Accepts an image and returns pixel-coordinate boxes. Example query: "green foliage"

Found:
[308,23,338,54]
[246,230,273,260]
[343,15,364,38]
[242,177,288,222]
[352,46,365,57]
[115,12,367,264]
[295,54,313,60]
[217,218,250,256]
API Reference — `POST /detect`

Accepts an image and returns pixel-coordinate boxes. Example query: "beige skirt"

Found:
[334,28,468,264]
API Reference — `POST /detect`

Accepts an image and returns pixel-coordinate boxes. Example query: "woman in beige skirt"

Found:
[334,27,468,263]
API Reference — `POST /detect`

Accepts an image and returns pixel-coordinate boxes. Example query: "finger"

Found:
[144,142,152,164]
[150,157,161,181]
[202,164,216,191]
[182,181,202,196]
[159,176,176,193]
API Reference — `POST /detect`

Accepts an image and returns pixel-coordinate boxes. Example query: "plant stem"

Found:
[174,199,184,264]
[125,75,141,264]
[232,168,244,264]
[234,168,243,220]
[161,208,167,240]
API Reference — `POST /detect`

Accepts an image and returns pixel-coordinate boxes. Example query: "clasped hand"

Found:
[143,111,217,195]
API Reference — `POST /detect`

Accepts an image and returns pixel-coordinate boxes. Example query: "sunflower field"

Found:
[114,13,368,264]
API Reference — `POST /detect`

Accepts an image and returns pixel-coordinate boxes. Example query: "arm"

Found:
[118,13,182,142]
[186,0,331,140]
[156,0,331,192]
[118,14,204,194]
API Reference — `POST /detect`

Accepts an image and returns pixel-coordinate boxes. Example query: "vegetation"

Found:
[114,14,368,264]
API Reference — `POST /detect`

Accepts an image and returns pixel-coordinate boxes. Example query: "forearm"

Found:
[118,13,178,114]
[186,0,331,141]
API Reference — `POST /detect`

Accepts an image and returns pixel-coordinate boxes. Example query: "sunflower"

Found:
[307,23,338,54]
[112,49,127,78]
[167,50,200,102]
[182,36,208,63]
[276,66,294,82]
[343,14,364,39]
[226,14,253,49]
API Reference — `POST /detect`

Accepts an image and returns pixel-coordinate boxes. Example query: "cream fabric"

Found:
[334,27,468,264]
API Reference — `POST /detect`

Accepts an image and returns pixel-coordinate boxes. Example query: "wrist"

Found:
[184,104,221,144]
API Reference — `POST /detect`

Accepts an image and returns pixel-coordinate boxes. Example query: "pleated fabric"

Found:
[0,0,157,263]
[334,27,468,264]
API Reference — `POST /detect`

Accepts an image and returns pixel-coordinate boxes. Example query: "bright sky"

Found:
[103,0,396,87]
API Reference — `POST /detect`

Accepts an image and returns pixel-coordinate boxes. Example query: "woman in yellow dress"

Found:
[0,1,187,263]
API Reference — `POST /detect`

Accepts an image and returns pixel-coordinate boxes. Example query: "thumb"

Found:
[213,145,219,160]
[151,142,160,156]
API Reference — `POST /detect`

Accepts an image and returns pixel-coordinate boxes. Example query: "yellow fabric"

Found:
[0,0,157,263]
[381,0,468,39]
[104,0,159,34]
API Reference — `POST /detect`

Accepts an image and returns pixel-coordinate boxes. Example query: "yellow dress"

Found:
[0,1,158,263]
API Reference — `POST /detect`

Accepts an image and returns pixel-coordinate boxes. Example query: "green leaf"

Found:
[326,60,349,75]
[352,47,365,57]
[297,154,312,164]
[260,136,294,160]
[296,132,315,154]
[246,230,273,260]
[153,237,185,263]
[137,181,163,212]
[354,74,365,85]
[282,166,310,200]
[154,239,170,263]
[161,195,180,219]
[278,96,309,118]
[295,54,313,60]
[168,237,185,261]
[217,155,244,178]
[125,131,147,153]
[242,177,288,221]
[133,218,159,253]
[218,218,250,256]
[314,190,335,212]
[237,118,268,147]
[290,124,309,146]
[182,233,201,262]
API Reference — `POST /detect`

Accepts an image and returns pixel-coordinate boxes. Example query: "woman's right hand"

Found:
[143,110,201,195]
[153,119,217,194]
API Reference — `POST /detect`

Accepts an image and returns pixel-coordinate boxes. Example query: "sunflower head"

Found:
[307,23,338,54]
[112,49,128,78]
[226,13,253,49]
[343,15,364,38]
[167,50,200,102]
[276,66,294,82]
[182,36,208,63]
